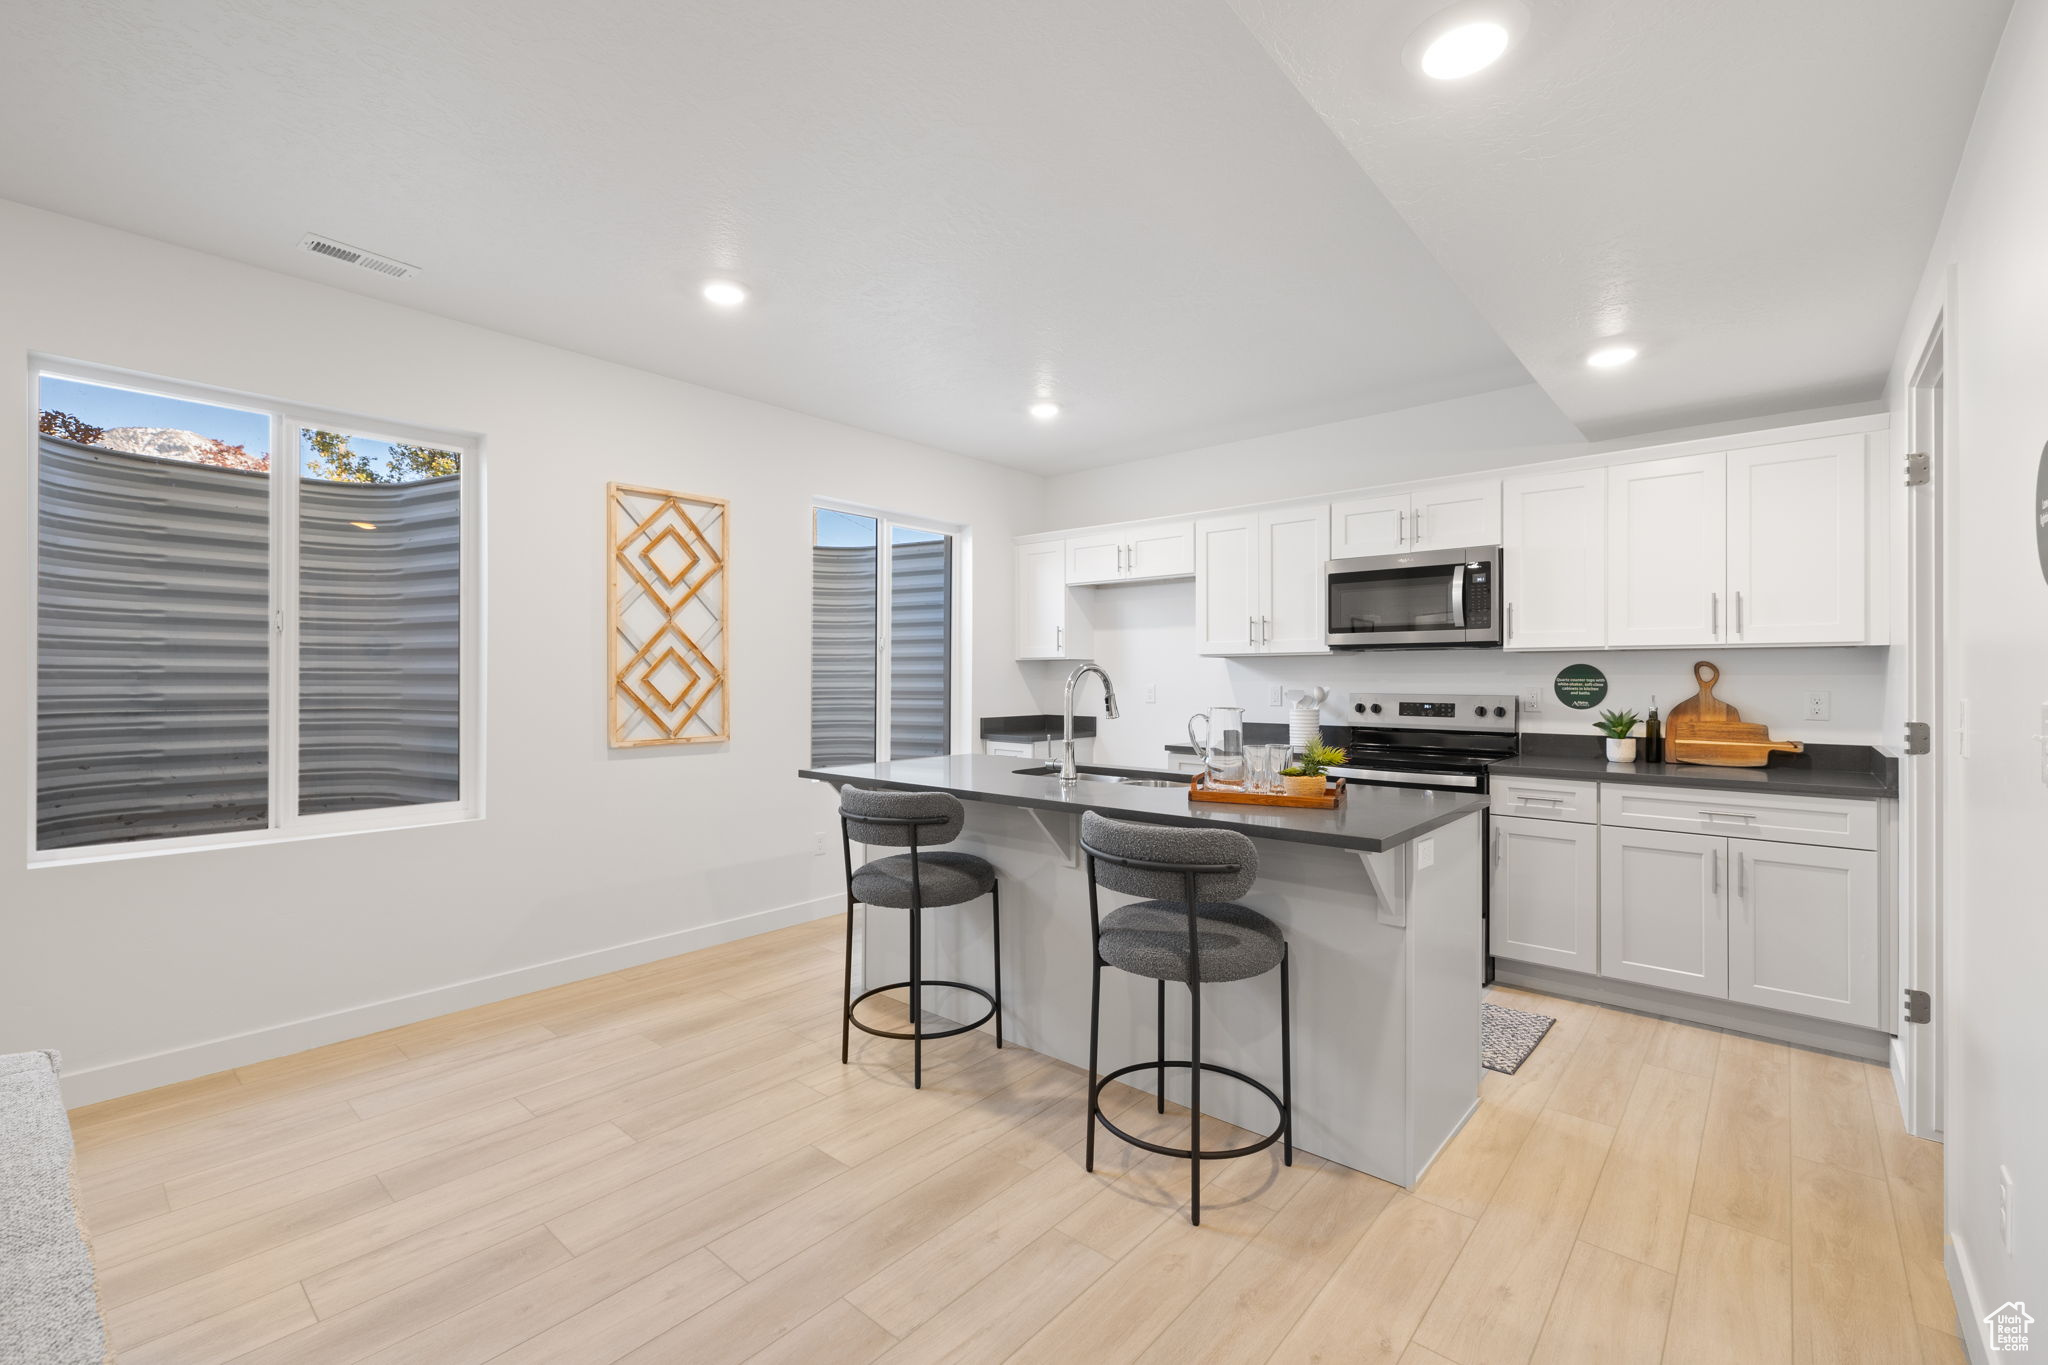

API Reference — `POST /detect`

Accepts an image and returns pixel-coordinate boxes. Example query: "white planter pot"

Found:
[1605,738,1638,763]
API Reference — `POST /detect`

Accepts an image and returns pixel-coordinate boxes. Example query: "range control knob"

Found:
[1494,706,1508,718]
[1473,705,1488,717]
[1370,703,1383,715]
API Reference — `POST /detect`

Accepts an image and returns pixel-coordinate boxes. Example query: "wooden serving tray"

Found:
[1667,660,1805,768]
[1188,776,1346,809]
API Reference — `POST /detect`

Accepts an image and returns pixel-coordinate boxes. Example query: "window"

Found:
[32,362,477,857]
[809,505,955,766]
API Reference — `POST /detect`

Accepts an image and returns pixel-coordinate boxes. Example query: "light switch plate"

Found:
[1415,838,1435,870]
[1268,684,1285,707]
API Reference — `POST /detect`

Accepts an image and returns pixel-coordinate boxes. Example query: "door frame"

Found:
[1897,311,1950,1140]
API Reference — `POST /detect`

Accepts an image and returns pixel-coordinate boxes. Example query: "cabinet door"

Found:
[1502,469,1606,650]
[1729,840,1878,1026]
[1014,543,1069,659]
[1258,503,1331,654]
[1599,828,1728,999]
[1607,454,1727,647]
[1125,520,1196,580]
[1727,435,1868,644]
[1411,479,1502,551]
[1194,514,1260,656]
[1064,530,1126,585]
[1329,493,1410,559]
[1490,816,1600,972]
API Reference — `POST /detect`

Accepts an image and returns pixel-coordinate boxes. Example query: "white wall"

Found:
[1049,578,1890,767]
[1883,5,2048,1349]
[0,199,1044,1104]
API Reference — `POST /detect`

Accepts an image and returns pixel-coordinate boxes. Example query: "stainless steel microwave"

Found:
[1325,545,1502,648]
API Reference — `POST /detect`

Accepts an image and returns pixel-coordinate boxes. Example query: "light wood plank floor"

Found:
[70,917,1957,1364]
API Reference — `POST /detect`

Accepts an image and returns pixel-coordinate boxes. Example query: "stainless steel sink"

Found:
[1011,765,1186,789]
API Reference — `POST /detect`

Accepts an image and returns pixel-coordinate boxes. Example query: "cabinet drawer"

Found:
[1490,776,1599,824]
[1598,784,1877,850]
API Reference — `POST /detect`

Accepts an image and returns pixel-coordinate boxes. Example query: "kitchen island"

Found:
[797,754,1489,1185]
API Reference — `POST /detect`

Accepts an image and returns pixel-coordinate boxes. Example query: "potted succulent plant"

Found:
[1279,738,1349,797]
[1594,708,1643,763]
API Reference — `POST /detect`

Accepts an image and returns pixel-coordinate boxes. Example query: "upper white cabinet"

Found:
[1195,503,1330,656]
[1726,435,1867,644]
[1014,542,1092,660]
[1330,480,1501,559]
[1502,469,1606,650]
[1065,519,1195,586]
[1608,454,1728,648]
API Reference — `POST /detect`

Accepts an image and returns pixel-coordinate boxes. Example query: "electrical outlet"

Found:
[1268,684,1285,707]
[2000,1165,2016,1253]
[810,832,827,857]
[1805,690,1832,721]
[1415,838,1435,870]
[1145,682,1157,705]
[1520,688,1543,714]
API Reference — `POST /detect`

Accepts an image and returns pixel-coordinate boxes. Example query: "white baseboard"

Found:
[59,894,843,1108]
[1948,1235,1991,1365]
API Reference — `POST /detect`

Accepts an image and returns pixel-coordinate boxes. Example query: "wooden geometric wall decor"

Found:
[608,482,729,747]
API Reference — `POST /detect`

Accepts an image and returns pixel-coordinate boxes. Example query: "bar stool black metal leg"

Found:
[1280,941,1294,1166]
[909,904,924,1089]
[1086,953,1102,1172]
[841,894,856,1066]
[1155,980,1166,1114]
[990,882,1004,1050]
[1189,978,1203,1227]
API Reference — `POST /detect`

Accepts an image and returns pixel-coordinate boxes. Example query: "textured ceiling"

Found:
[1226,0,2013,439]
[0,0,1532,472]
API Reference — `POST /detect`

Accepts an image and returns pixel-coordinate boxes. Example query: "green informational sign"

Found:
[1554,663,1609,710]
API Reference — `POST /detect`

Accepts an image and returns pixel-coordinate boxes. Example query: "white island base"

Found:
[856,803,1484,1186]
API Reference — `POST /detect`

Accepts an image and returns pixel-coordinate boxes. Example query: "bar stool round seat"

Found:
[1097,901,1283,983]
[851,850,996,908]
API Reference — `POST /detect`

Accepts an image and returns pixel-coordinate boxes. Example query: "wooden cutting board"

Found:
[1666,661,1804,767]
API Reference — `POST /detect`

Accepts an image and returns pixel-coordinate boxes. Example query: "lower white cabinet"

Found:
[1489,816,1600,973]
[1728,838,1878,1026]
[1599,827,1729,1001]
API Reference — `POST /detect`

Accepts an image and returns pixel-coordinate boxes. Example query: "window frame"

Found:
[809,497,967,764]
[26,356,485,866]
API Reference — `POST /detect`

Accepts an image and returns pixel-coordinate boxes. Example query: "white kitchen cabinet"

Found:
[1196,505,1328,656]
[1329,492,1410,559]
[1502,469,1606,650]
[1728,839,1879,1026]
[1014,542,1091,660]
[1599,827,1729,1000]
[1194,513,1260,655]
[1064,520,1195,586]
[1258,503,1330,654]
[1726,435,1868,644]
[1490,816,1600,973]
[1607,453,1727,648]
[1330,480,1500,559]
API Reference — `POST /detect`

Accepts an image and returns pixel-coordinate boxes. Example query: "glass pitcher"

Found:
[1187,706,1247,787]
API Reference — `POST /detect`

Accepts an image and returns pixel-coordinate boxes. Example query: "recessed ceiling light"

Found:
[1028,400,1061,421]
[701,280,748,308]
[1420,21,1510,79]
[1586,344,1640,369]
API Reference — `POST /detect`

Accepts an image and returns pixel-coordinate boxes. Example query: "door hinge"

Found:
[1904,452,1931,487]
[1903,721,1932,755]
[1904,988,1932,1024]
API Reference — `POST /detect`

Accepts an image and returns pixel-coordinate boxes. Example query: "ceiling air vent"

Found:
[298,233,420,281]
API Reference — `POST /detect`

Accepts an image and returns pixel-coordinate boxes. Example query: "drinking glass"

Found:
[1267,744,1294,790]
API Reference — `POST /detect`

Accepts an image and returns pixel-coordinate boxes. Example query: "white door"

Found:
[1599,827,1728,999]
[1607,453,1727,647]
[1490,816,1600,972]
[1258,503,1331,654]
[1014,542,1068,659]
[1194,513,1260,656]
[1064,529,1125,585]
[1728,839,1879,1027]
[1329,493,1410,559]
[1125,521,1195,580]
[1411,480,1502,551]
[1502,469,1606,650]
[1726,435,1868,644]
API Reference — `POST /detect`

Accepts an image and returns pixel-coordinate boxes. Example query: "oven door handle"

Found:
[1449,562,1467,629]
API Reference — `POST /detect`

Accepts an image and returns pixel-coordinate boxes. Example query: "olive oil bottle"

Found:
[1642,696,1663,763]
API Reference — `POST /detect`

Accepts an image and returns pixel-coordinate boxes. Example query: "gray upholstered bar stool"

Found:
[1079,811,1291,1227]
[839,786,1002,1088]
